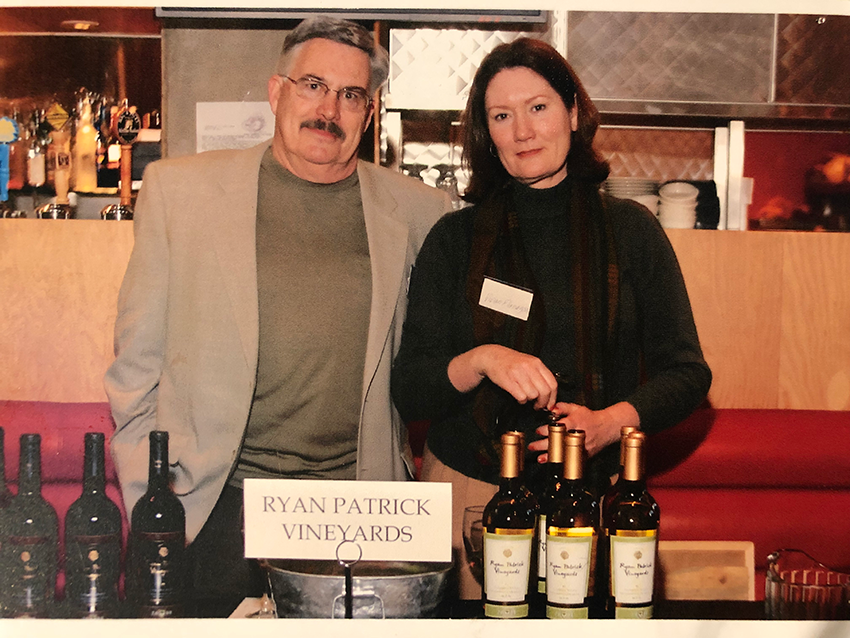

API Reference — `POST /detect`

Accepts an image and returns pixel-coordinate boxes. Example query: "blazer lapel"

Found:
[207,143,268,372]
[358,162,408,391]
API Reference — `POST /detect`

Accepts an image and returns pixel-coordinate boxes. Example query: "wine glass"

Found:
[462,505,486,586]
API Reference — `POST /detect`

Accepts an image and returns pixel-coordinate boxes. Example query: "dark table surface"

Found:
[446,598,764,621]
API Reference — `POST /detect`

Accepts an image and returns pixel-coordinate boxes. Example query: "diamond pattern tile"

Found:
[775,14,850,105]
[595,127,715,181]
[567,12,774,103]
[388,28,541,109]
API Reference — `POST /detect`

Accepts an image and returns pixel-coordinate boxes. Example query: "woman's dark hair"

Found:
[461,37,609,203]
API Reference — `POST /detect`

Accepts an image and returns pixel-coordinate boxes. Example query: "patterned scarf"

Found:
[464,177,620,472]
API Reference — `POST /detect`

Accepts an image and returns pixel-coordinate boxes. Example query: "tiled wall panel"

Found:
[567,12,774,103]
[775,14,850,105]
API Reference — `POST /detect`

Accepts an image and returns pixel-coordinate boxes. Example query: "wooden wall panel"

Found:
[779,232,850,410]
[0,222,848,410]
[667,229,784,409]
[0,220,133,403]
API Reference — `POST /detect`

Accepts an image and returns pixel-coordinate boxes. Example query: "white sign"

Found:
[479,277,533,321]
[243,479,452,563]
[196,101,274,153]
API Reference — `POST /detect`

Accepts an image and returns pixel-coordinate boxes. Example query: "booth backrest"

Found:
[646,408,850,599]
[0,400,127,596]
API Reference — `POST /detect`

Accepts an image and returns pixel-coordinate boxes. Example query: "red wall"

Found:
[744,131,850,222]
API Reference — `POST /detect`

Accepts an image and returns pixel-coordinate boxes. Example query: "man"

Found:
[104,16,449,611]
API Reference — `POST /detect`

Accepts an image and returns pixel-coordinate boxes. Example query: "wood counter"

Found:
[1,220,848,410]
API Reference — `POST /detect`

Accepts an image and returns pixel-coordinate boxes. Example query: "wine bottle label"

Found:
[483,528,533,617]
[1,535,55,612]
[132,530,186,610]
[65,534,121,612]
[609,529,657,610]
[537,514,547,587]
[545,527,595,609]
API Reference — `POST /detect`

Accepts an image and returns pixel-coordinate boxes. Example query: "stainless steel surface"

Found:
[776,15,850,106]
[262,559,452,619]
[387,28,546,110]
[100,203,134,220]
[567,12,774,103]
[35,202,74,219]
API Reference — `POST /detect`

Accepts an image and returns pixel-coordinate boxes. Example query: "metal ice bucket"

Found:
[261,558,452,618]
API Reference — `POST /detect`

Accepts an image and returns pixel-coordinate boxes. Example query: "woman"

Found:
[391,38,711,598]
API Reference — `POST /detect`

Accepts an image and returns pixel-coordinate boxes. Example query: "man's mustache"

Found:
[301,119,345,140]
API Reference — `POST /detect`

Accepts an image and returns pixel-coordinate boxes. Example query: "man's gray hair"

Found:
[275,15,389,95]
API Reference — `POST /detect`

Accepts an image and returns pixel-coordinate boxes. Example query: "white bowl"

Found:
[659,181,699,200]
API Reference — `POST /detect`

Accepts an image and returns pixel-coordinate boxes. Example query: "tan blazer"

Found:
[104,141,450,541]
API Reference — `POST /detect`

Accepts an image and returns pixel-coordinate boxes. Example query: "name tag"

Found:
[479,277,533,321]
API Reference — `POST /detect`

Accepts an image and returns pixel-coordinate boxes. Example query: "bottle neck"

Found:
[622,438,646,482]
[82,433,107,495]
[147,432,171,490]
[499,475,524,494]
[18,434,42,496]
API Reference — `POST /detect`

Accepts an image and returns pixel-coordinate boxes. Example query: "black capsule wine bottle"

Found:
[127,431,187,618]
[63,432,123,618]
[482,431,539,619]
[0,433,59,618]
[600,425,639,525]
[545,429,598,619]
[0,427,12,508]
[601,431,659,619]
[535,423,565,599]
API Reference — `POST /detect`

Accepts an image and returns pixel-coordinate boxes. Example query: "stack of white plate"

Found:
[603,177,659,215]
[658,181,699,229]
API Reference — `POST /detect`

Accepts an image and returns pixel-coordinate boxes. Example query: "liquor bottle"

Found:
[535,422,566,598]
[63,432,123,618]
[601,431,659,619]
[7,108,27,192]
[0,427,13,508]
[0,434,59,618]
[126,430,187,618]
[96,105,120,189]
[545,429,598,619]
[72,96,98,193]
[27,110,48,189]
[482,431,539,619]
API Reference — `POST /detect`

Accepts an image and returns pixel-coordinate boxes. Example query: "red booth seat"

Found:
[645,408,850,599]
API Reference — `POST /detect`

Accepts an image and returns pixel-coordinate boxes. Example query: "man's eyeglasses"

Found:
[283,76,372,112]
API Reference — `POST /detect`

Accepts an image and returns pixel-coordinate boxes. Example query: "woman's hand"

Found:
[447,344,558,411]
[528,401,639,462]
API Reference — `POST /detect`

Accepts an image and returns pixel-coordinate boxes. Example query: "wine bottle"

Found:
[482,431,539,619]
[63,432,123,618]
[0,433,59,618]
[545,429,598,619]
[601,431,659,619]
[535,422,565,597]
[0,426,13,508]
[600,425,640,524]
[126,430,187,618]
